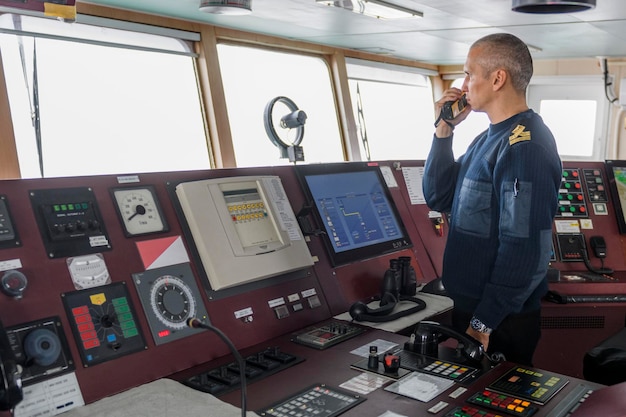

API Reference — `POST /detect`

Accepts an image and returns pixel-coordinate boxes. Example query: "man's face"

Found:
[461,46,493,113]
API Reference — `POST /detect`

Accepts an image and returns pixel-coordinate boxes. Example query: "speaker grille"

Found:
[541,315,605,329]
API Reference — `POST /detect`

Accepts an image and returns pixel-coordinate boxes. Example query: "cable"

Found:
[356,82,371,161]
[187,318,247,417]
[602,58,618,104]
[580,248,613,275]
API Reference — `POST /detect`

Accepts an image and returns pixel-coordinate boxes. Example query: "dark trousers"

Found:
[451,308,541,366]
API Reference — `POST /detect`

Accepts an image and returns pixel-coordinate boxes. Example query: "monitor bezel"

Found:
[605,160,626,234]
[295,162,412,267]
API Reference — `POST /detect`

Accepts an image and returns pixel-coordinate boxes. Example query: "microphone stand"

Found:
[187,318,247,417]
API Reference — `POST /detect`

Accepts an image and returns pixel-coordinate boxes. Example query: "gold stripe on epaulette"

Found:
[509,124,531,145]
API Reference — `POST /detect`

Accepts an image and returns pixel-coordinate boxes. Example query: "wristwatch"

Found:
[470,316,493,335]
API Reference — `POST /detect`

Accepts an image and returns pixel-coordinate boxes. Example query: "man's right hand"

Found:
[434,87,471,137]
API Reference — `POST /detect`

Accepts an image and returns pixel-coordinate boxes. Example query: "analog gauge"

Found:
[149,274,196,330]
[111,186,168,237]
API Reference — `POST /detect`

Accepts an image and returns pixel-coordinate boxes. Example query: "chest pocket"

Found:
[456,178,492,238]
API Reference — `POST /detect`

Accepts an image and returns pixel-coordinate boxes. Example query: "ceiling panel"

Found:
[80,0,626,64]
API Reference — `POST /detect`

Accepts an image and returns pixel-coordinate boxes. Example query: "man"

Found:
[422,33,562,365]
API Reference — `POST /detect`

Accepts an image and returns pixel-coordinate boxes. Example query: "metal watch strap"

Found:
[470,316,493,334]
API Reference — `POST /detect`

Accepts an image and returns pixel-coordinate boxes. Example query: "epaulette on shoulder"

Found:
[509,124,531,146]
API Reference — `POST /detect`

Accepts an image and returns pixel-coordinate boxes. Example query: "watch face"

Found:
[111,186,168,237]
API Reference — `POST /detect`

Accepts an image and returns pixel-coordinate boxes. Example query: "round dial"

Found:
[149,275,196,330]
[1,269,28,299]
[112,186,168,236]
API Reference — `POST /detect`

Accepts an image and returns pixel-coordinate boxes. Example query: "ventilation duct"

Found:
[512,0,595,13]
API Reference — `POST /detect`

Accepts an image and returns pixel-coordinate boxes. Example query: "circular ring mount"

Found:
[263,96,305,153]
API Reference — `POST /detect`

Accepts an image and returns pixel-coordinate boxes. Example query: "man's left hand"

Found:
[466,326,490,351]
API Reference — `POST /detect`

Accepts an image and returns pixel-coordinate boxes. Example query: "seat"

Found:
[583,327,626,385]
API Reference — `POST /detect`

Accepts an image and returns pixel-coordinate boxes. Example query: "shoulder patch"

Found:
[509,124,531,145]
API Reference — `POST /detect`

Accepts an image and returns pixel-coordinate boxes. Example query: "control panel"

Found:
[61,282,146,367]
[558,169,588,217]
[29,187,111,258]
[0,166,345,407]
[1,159,625,414]
[6,316,74,386]
[257,384,365,417]
[292,320,366,350]
[132,263,208,346]
[0,195,20,249]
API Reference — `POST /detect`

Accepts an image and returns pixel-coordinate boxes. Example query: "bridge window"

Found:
[528,77,608,161]
[447,76,607,161]
[217,44,344,167]
[0,14,208,178]
[346,58,435,160]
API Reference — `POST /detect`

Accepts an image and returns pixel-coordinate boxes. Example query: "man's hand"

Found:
[466,326,490,352]
[434,87,471,137]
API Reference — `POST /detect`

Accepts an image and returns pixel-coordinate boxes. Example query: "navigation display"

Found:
[295,163,411,266]
[605,160,626,234]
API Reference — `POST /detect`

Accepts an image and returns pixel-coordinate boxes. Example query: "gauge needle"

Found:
[127,204,146,221]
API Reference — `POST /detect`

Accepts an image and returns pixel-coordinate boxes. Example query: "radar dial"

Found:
[149,275,196,330]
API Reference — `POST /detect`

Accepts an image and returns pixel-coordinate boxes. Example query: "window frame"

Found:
[0,13,210,178]
[527,75,610,161]
[345,57,437,161]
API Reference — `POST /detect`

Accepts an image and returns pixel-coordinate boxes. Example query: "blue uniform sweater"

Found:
[423,110,562,330]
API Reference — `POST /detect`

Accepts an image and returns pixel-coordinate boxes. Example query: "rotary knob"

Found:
[1,269,28,299]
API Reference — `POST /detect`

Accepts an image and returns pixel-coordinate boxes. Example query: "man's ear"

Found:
[492,69,507,91]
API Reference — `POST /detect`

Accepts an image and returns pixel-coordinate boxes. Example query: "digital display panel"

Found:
[605,160,626,234]
[220,184,280,250]
[295,163,411,266]
[174,175,313,291]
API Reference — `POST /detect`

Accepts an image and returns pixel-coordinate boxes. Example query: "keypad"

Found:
[397,350,479,383]
[466,391,538,417]
[445,405,505,417]
[424,360,472,379]
[258,384,365,417]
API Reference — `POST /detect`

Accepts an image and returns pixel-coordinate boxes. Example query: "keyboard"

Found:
[544,383,595,417]
[546,290,626,304]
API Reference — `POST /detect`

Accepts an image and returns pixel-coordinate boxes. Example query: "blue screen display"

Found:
[306,171,403,253]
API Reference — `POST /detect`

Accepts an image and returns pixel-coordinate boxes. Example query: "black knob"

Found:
[101,314,115,328]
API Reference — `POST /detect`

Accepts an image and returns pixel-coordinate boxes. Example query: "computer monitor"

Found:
[295,162,412,266]
[605,160,626,234]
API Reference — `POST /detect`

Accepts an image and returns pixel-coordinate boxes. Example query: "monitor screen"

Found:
[295,163,412,266]
[605,160,626,234]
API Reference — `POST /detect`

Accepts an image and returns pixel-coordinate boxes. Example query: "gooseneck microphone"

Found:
[187,318,247,417]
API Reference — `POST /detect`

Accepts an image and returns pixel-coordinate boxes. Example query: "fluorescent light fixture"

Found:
[317,0,423,19]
